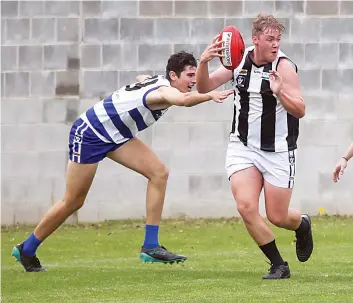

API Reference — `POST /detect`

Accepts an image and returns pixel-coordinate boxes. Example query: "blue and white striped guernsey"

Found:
[80,75,170,144]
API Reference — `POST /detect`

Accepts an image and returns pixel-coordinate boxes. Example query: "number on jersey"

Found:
[125,75,159,91]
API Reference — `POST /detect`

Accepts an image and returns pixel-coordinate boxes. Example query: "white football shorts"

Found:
[226,140,296,189]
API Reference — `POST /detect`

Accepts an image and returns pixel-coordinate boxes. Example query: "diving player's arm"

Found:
[159,87,234,107]
[145,86,234,109]
[275,59,306,119]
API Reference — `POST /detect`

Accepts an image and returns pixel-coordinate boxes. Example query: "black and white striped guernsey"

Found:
[230,46,299,152]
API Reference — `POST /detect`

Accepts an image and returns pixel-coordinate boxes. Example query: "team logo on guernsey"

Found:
[239,69,247,76]
[236,76,246,87]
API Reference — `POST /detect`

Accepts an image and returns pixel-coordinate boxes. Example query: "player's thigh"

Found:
[106,137,167,179]
[257,149,296,190]
[260,150,296,218]
[226,140,255,180]
[264,181,293,220]
[66,118,103,203]
[230,166,264,213]
[64,160,98,203]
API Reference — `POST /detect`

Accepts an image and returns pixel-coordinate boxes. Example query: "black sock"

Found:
[295,217,309,236]
[259,240,284,266]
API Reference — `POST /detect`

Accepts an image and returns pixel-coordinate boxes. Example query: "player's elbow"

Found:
[292,109,305,119]
[291,109,305,119]
[290,101,305,118]
[297,110,305,119]
[297,104,306,118]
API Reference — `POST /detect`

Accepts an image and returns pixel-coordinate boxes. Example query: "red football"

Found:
[217,26,245,70]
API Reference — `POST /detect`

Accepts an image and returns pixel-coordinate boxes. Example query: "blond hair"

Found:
[252,14,285,36]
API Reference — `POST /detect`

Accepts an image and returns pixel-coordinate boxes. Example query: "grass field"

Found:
[2,217,353,303]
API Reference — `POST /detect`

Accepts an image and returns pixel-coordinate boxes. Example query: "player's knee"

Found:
[63,196,85,212]
[150,165,169,183]
[267,213,286,227]
[237,200,257,220]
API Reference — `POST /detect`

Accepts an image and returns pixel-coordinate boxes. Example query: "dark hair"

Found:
[165,51,197,81]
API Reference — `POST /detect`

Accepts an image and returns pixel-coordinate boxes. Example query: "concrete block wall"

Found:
[1,0,353,225]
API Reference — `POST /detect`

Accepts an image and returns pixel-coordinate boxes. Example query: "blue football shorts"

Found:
[68,118,127,164]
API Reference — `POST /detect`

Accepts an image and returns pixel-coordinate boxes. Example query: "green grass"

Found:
[2,217,353,303]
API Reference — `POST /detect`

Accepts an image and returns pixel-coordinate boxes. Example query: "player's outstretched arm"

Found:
[161,87,234,107]
[146,86,234,109]
[333,141,353,182]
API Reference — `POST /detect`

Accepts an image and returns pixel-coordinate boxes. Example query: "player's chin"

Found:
[269,52,277,61]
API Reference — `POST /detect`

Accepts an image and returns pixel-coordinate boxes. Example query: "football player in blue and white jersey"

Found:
[12,51,234,272]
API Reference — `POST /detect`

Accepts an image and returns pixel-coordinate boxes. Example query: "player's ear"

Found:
[252,35,258,45]
[169,71,178,81]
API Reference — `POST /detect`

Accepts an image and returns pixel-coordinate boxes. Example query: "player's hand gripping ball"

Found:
[217,26,245,70]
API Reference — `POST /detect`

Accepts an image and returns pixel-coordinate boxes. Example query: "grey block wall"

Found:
[1,0,353,225]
